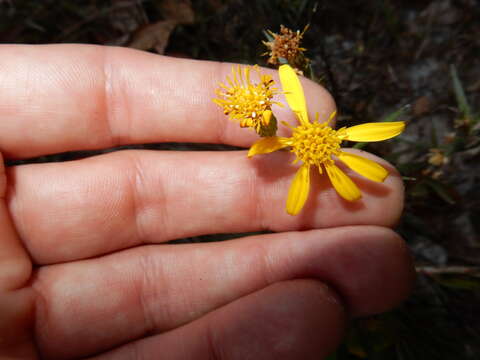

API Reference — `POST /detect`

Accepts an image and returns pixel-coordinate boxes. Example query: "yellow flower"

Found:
[248,64,405,215]
[213,65,281,137]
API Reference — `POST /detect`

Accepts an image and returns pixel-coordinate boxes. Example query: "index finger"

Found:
[0,44,335,159]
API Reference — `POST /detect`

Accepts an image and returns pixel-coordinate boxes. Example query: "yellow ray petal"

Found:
[338,152,388,182]
[325,163,361,201]
[279,64,309,125]
[247,137,287,158]
[343,121,405,142]
[326,110,337,125]
[286,164,310,215]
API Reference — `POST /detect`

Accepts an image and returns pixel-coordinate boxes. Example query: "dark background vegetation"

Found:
[1,0,479,358]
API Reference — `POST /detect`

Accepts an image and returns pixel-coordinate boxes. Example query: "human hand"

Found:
[0,45,414,360]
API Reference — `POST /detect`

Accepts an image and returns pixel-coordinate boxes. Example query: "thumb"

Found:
[93,279,346,360]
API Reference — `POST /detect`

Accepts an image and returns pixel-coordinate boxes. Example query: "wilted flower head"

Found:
[213,65,281,136]
[263,25,309,72]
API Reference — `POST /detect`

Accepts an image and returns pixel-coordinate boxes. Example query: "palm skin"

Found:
[0,45,414,360]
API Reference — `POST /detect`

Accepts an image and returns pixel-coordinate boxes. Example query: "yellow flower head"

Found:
[248,64,405,215]
[213,65,281,137]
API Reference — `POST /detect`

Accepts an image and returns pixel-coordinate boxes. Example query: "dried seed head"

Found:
[263,25,310,72]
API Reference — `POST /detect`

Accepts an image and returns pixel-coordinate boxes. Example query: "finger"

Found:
[90,280,345,360]
[0,152,31,290]
[9,149,404,264]
[0,44,334,159]
[33,226,414,359]
[0,152,36,358]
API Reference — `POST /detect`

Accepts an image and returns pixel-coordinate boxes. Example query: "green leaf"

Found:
[424,179,457,205]
[353,141,368,149]
[436,275,480,290]
[381,105,408,123]
[450,64,472,119]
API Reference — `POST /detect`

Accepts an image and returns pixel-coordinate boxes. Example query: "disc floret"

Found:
[286,121,342,169]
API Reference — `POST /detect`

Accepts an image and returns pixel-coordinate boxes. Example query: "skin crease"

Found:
[0,44,415,360]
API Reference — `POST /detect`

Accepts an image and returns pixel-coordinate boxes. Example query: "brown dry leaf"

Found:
[354,101,367,113]
[129,20,176,54]
[413,96,431,116]
[157,0,194,25]
[207,0,223,10]
[129,0,194,53]
[467,78,480,92]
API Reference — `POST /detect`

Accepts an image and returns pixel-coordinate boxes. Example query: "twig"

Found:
[416,266,480,276]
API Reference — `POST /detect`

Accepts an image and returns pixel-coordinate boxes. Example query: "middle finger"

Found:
[8,149,404,264]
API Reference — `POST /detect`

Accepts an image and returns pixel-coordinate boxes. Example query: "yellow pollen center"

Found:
[224,86,271,120]
[290,122,342,166]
